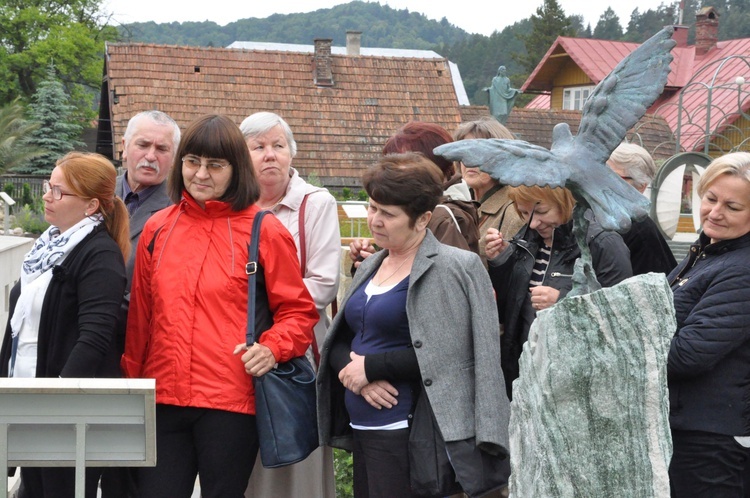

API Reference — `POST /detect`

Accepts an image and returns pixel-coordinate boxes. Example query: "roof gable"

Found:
[522,36,689,93]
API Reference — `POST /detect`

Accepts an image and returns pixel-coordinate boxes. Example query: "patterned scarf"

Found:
[19,215,102,286]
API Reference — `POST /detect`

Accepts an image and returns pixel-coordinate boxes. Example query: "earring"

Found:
[84,212,88,217]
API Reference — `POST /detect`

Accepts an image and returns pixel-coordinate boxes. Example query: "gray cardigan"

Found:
[317,230,510,454]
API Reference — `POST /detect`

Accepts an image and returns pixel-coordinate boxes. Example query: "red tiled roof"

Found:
[525,94,550,109]
[521,33,750,152]
[99,43,463,186]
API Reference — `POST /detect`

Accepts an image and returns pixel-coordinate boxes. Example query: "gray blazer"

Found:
[317,230,510,454]
[115,174,172,293]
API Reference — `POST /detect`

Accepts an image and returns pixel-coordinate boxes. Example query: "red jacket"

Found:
[122,194,318,415]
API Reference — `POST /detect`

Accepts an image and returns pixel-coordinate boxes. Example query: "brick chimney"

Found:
[346,31,362,56]
[695,7,719,56]
[672,25,688,47]
[313,38,334,87]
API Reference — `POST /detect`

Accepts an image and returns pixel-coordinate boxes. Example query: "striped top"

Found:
[529,243,551,287]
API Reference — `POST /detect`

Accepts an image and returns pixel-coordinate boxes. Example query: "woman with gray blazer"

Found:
[317,153,510,497]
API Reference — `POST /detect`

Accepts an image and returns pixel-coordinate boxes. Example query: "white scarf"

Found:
[10,216,102,339]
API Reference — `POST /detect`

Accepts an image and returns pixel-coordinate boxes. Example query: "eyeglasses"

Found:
[43,180,78,201]
[182,155,231,171]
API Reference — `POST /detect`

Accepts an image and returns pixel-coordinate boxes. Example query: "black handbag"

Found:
[408,387,510,498]
[246,210,319,468]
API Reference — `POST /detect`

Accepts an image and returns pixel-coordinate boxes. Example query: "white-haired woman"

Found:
[606,142,676,275]
[240,112,340,498]
[667,152,750,497]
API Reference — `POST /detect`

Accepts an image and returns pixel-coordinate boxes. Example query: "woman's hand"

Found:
[338,352,368,394]
[529,285,560,312]
[349,238,376,268]
[233,343,277,377]
[484,228,509,260]
[360,380,399,409]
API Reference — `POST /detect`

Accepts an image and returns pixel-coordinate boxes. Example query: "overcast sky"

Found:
[103,0,679,37]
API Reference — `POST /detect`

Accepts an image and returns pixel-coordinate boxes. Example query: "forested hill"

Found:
[116,1,470,49]
[115,0,749,106]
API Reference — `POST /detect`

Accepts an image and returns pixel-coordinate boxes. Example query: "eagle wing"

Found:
[434,138,572,188]
[572,26,676,165]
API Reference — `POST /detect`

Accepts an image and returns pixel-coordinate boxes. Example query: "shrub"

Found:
[21,183,33,207]
[334,449,353,498]
[3,182,13,197]
[11,199,48,234]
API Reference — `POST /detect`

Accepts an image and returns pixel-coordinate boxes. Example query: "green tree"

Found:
[19,66,84,174]
[514,0,576,73]
[0,0,118,119]
[0,99,45,174]
[624,4,677,42]
[594,7,624,40]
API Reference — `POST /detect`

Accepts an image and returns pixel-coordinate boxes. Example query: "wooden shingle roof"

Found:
[459,106,673,159]
[99,42,463,186]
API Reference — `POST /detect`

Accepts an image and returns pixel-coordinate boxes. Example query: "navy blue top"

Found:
[344,275,414,427]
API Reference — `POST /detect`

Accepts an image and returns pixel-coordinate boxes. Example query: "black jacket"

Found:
[668,231,750,436]
[621,216,677,275]
[1,225,126,378]
[488,219,632,397]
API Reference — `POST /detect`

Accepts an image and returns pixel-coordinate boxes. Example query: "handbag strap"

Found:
[298,193,310,276]
[246,210,272,346]
[298,193,325,366]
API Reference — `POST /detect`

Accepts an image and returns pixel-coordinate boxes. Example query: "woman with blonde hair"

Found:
[1,152,130,497]
[667,152,750,497]
[485,185,632,399]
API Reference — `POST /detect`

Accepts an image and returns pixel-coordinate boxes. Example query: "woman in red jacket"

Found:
[122,115,318,498]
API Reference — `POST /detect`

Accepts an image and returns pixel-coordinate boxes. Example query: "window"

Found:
[562,85,594,110]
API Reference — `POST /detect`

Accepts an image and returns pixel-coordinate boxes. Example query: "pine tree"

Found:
[593,7,624,40]
[514,0,576,73]
[19,66,84,174]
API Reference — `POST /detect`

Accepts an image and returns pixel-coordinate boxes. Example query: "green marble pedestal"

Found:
[509,273,675,497]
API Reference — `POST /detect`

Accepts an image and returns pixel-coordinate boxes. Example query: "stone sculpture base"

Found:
[509,273,675,497]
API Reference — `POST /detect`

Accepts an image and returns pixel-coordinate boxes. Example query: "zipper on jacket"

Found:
[549,272,572,278]
[669,245,703,287]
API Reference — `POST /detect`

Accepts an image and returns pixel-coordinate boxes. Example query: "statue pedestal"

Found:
[509,273,674,497]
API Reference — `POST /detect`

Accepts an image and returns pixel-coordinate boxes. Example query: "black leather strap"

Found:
[246,210,271,346]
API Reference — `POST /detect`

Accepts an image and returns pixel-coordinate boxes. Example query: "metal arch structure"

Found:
[650,151,712,238]
[665,54,750,155]
[630,54,750,158]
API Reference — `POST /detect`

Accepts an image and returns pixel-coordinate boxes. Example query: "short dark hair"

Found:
[168,114,260,210]
[363,152,444,227]
[382,122,454,179]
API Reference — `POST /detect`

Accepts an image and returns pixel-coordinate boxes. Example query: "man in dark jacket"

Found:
[607,143,677,275]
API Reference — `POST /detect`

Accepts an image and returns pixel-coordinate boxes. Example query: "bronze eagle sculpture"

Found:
[435,27,676,294]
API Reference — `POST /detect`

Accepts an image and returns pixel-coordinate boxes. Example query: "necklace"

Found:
[375,256,411,286]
